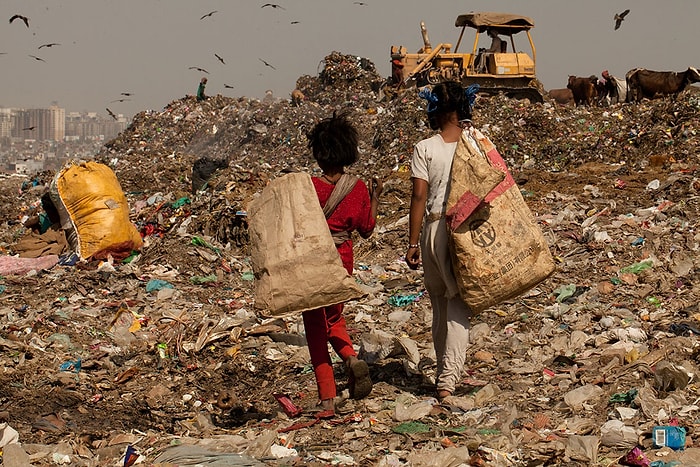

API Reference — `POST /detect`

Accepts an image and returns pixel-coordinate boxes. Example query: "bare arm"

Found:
[406,177,428,269]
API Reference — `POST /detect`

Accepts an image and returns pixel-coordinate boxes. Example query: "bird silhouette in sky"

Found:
[614,9,630,30]
[261,3,285,10]
[28,55,45,62]
[214,53,226,65]
[200,10,217,20]
[111,98,130,103]
[120,92,133,96]
[9,14,29,27]
[38,43,60,49]
[106,108,118,120]
[258,58,276,70]
[189,66,209,74]
[22,126,36,131]
[224,84,235,89]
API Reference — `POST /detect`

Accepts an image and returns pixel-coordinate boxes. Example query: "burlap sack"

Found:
[248,172,365,317]
[51,161,142,260]
[447,128,555,314]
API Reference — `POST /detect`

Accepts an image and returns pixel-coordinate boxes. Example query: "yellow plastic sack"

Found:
[52,161,142,260]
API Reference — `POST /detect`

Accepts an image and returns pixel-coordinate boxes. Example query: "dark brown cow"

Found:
[547,88,574,105]
[626,67,700,102]
[567,75,597,106]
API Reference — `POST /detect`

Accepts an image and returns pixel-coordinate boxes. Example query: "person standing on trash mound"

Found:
[304,112,383,416]
[406,81,478,401]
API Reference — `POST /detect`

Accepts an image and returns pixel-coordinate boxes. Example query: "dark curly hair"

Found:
[425,81,472,130]
[307,112,359,168]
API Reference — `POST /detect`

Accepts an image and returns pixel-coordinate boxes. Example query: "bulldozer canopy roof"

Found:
[455,12,535,33]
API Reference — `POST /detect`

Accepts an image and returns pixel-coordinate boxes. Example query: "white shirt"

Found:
[411,133,457,218]
[411,130,484,218]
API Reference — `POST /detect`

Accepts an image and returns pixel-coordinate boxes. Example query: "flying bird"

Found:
[214,53,226,65]
[38,43,60,49]
[111,98,131,103]
[28,54,45,62]
[22,126,35,131]
[200,10,217,20]
[106,108,118,120]
[189,66,209,74]
[9,14,29,27]
[614,9,630,30]
[261,3,285,10]
[224,84,235,89]
[258,58,276,70]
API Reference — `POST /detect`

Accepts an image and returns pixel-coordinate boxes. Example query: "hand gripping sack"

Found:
[447,128,555,313]
[50,161,142,261]
[248,172,365,317]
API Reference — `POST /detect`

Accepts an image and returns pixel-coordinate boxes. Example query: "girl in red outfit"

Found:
[304,113,383,414]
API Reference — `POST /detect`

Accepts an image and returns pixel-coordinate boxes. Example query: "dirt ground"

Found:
[2,54,700,466]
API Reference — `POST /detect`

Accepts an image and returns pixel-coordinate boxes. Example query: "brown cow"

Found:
[547,88,574,105]
[567,75,597,106]
[626,67,700,102]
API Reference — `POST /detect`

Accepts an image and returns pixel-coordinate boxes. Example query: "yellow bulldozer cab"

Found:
[391,12,541,98]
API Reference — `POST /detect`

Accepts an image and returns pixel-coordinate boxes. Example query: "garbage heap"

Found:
[1,52,700,466]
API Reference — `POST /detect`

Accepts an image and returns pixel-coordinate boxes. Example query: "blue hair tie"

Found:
[465,84,480,111]
[418,87,439,113]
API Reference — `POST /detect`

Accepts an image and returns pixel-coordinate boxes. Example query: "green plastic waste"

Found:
[609,388,638,404]
[146,279,174,292]
[388,292,423,307]
[171,197,191,209]
[190,274,218,284]
[619,260,653,275]
[191,236,221,255]
[554,284,577,303]
[392,422,431,434]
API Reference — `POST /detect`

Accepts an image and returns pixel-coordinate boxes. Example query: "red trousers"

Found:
[303,302,357,400]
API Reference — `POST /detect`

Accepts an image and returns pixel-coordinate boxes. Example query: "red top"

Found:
[312,177,375,273]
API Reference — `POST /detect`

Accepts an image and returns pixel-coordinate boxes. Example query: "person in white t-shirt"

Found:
[406,81,478,401]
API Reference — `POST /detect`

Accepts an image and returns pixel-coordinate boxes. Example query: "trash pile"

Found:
[1,51,700,466]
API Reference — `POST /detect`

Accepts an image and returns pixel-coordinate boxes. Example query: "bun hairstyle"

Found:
[419,81,479,130]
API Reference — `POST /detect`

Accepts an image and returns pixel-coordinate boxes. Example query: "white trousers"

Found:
[421,218,472,393]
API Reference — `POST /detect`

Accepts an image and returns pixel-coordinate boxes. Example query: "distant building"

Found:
[65,111,127,141]
[0,109,11,138]
[12,106,65,141]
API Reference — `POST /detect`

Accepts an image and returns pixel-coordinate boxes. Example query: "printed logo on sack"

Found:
[469,219,496,247]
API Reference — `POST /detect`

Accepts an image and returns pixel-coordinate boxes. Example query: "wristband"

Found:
[408,244,419,249]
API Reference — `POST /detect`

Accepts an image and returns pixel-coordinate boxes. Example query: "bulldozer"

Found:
[389,12,545,102]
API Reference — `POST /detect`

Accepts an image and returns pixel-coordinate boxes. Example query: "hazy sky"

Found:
[1,1,698,119]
